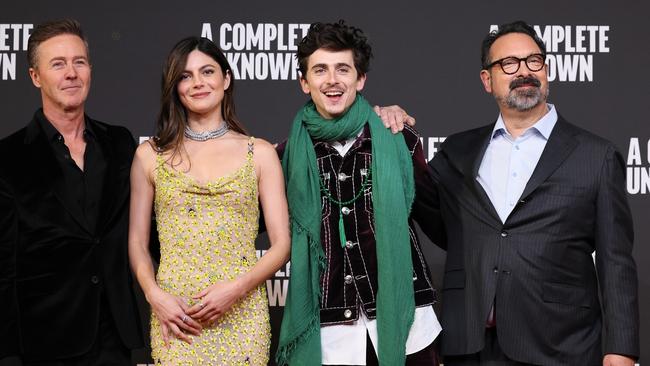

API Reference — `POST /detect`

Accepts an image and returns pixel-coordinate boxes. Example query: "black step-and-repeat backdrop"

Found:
[1,1,647,364]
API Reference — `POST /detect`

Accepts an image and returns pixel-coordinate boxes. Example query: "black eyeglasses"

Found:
[486,53,546,75]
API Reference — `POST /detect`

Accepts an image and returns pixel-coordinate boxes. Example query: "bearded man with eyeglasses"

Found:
[427,20,639,366]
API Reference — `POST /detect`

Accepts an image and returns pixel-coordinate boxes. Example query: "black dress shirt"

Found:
[36,110,106,234]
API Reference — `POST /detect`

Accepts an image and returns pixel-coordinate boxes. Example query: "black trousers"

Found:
[23,298,130,366]
[444,328,535,366]
[328,332,439,366]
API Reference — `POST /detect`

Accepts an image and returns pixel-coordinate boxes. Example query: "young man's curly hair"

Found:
[297,20,373,78]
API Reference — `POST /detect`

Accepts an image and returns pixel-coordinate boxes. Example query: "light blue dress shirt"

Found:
[477,104,558,223]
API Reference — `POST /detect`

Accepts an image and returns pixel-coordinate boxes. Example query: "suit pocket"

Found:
[442,269,465,290]
[542,281,592,308]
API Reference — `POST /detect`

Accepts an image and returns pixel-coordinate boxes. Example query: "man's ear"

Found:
[480,69,492,93]
[355,73,367,92]
[299,75,311,95]
[29,67,41,88]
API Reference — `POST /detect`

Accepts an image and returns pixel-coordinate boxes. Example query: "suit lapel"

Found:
[519,118,579,201]
[469,128,503,225]
[23,118,91,234]
[449,124,502,226]
[446,116,579,225]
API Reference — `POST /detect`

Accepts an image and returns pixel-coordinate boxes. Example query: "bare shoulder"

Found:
[251,137,274,151]
[133,139,159,173]
[135,139,158,160]
[250,137,281,178]
[251,137,278,160]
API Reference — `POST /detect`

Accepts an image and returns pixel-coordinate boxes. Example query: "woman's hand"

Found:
[186,280,245,324]
[147,287,202,347]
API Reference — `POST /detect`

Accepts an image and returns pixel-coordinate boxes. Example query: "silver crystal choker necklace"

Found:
[184,122,229,141]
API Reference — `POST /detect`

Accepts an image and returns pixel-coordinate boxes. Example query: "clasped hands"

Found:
[148,280,244,347]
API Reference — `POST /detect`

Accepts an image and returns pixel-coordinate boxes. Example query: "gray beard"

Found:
[500,85,550,112]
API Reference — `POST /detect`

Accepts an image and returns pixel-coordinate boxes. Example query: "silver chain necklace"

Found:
[184,122,229,141]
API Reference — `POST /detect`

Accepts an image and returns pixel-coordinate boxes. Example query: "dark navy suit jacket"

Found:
[426,116,639,365]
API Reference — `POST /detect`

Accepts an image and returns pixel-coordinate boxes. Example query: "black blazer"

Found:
[426,116,639,365]
[0,111,143,360]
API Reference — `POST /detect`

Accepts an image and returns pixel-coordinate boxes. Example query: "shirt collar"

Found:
[36,109,62,143]
[492,103,558,140]
[36,108,97,143]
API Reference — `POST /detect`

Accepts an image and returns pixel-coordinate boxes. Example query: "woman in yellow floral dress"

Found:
[128,37,290,365]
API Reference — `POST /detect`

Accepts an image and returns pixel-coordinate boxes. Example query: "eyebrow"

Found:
[48,55,88,63]
[310,62,353,70]
[50,56,88,61]
[183,64,216,73]
[496,52,543,60]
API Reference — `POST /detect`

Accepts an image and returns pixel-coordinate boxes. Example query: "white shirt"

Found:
[477,104,558,223]
[319,134,442,365]
[321,306,441,365]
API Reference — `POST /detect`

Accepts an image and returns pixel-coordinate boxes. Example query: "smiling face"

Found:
[29,34,91,113]
[299,49,366,119]
[480,32,549,113]
[177,49,231,119]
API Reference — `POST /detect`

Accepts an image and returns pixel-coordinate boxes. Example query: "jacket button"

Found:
[344,309,352,318]
[338,173,350,181]
[91,275,99,284]
[341,207,351,215]
[493,267,499,274]
[344,275,353,284]
[500,231,508,238]
[94,238,101,244]
[345,241,355,249]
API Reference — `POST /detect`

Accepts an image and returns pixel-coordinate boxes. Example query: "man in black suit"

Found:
[0,19,143,364]
[428,21,639,365]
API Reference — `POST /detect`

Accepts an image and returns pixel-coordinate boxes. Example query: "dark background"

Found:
[1,1,647,364]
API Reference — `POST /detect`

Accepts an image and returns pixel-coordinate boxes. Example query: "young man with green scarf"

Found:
[276,21,441,366]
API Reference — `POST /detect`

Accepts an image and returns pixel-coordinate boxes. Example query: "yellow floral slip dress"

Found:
[151,137,270,365]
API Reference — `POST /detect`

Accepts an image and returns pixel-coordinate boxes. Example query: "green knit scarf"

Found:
[276,94,415,365]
